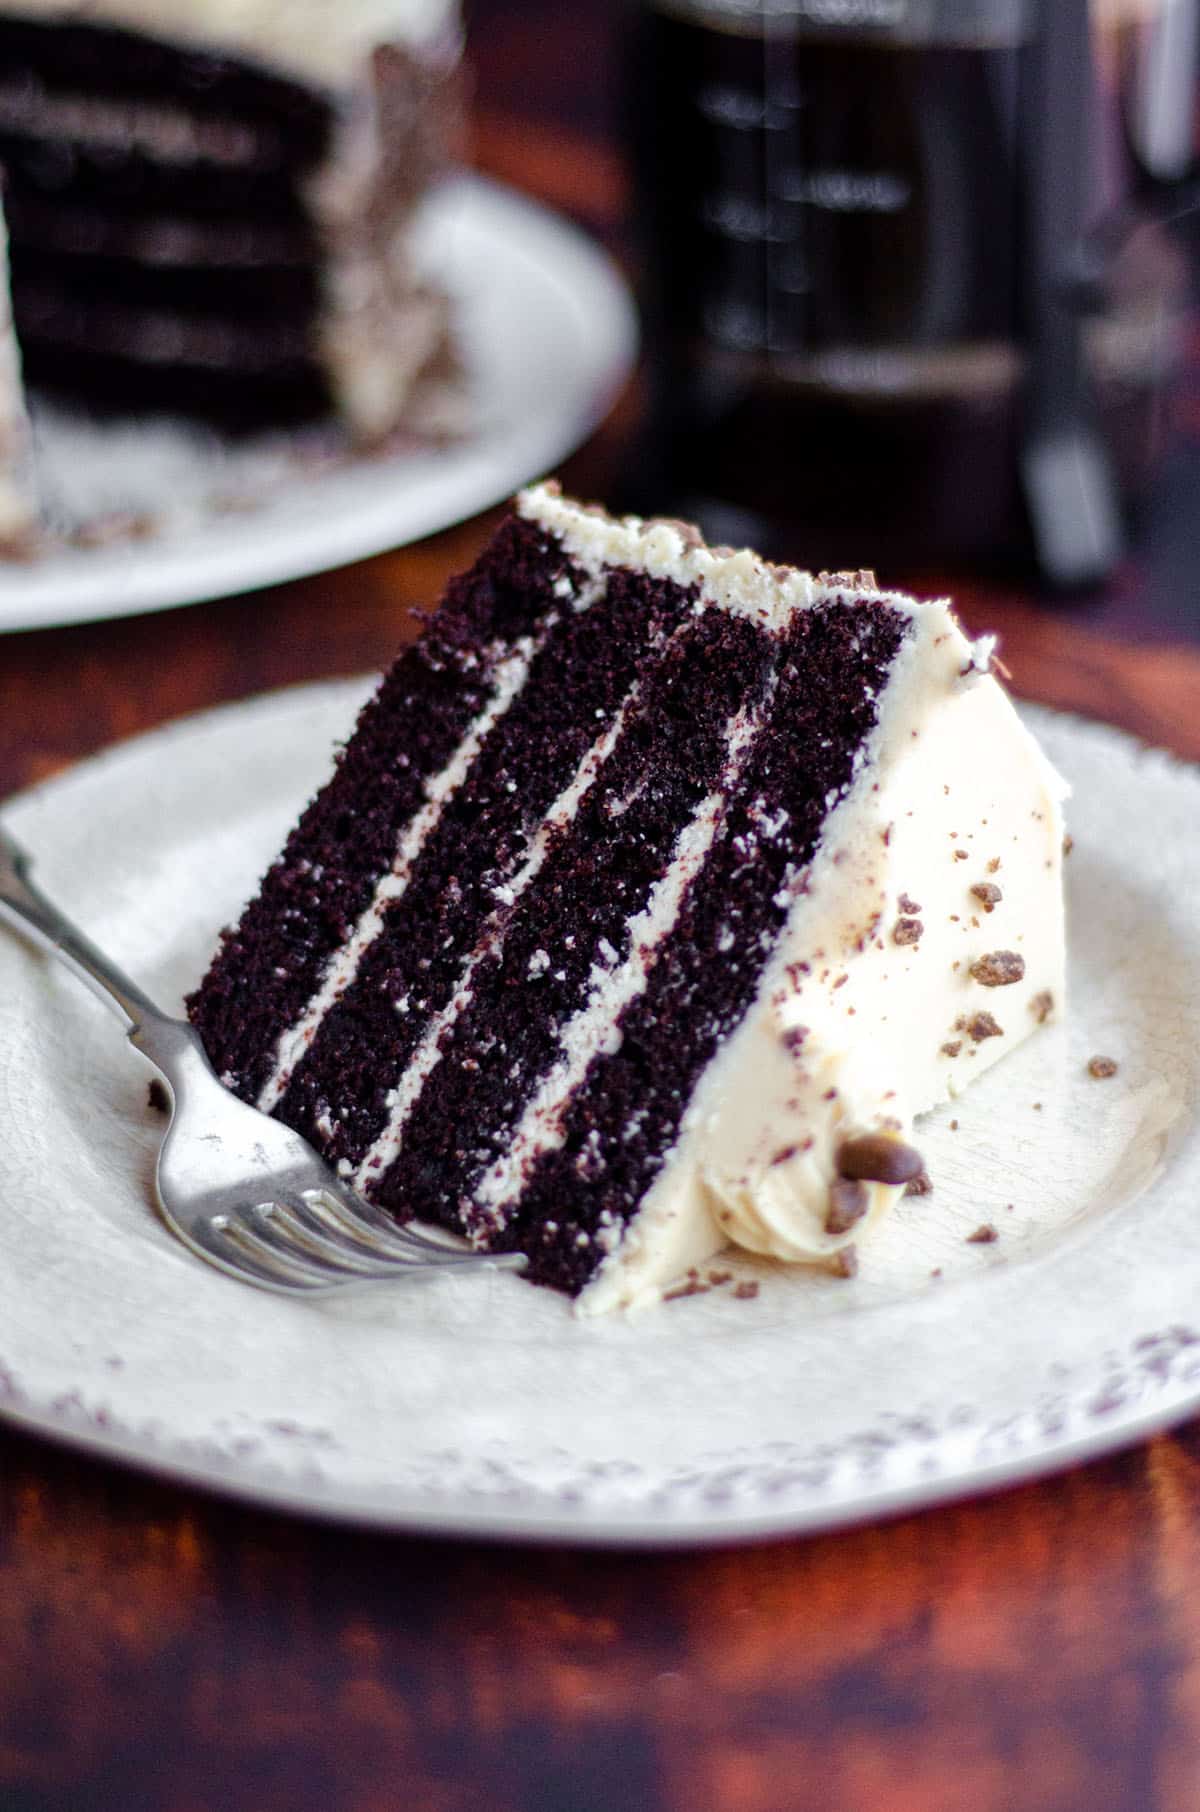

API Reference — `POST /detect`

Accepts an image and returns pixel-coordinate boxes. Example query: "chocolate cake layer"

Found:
[0,19,334,151]
[272,566,696,1164]
[370,604,774,1232]
[16,338,331,430]
[496,599,911,1294]
[188,517,587,1100]
[13,245,321,322]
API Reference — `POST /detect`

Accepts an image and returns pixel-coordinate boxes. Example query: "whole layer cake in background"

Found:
[0,0,463,545]
[189,485,1068,1313]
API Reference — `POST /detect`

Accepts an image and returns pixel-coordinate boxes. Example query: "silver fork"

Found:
[0,825,525,1296]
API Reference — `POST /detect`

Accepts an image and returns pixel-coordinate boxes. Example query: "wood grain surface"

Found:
[2,5,1200,1807]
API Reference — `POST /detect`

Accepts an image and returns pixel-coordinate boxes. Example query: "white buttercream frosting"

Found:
[515,486,1069,1315]
[0,1,459,86]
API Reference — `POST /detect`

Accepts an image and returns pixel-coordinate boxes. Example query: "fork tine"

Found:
[320,1179,485,1258]
[193,1216,338,1294]
[274,1192,459,1273]
[224,1203,389,1287]
[228,1199,524,1287]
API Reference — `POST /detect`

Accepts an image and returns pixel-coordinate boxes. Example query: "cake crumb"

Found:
[898,893,922,914]
[971,882,1003,912]
[831,1245,859,1279]
[953,848,968,861]
[894,917,924,946]
[1088,1055,1119,1079]
[147,1080,170,1114]
[970,950,1026,987]
[1029,990,1054,1024]
[1063,834,1074,857]
[967,1224,998,1244]
[941,1040,962,1058]
[905,1172,933,1197]
[966,1012,1003,1042]
[733,1281,759,1301]
[707,1269,733,1287]
[664,1272,710,1303]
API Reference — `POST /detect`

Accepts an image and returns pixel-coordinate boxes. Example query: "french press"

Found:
[629,0,1197,586]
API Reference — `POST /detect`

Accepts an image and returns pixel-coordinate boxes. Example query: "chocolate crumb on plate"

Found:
[898,893,922,914]
[967,1224,998,1244]
[1088,1055,1119,1079]
[970,950,1026,987]
[831,1245,859,1279]
[893,917,924,946]
[1063,834,1074,857]
[733,1280,759,1301]
[707,1269,733,1287]
[147,1079,170,1114]
[971,882,1003,912]
[663,1272,710,1302]
[905,1172,933,1197]
[1029,990,1054,1024]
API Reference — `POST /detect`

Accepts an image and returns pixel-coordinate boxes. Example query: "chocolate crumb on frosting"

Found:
[967,1224,998,1244]
[825,1178,869,1235]
[953,849,968,861]
[898,893,922,914]
[1088,1055,1119,1079]
[970,950,1026,987]
[987,857,1001,874]
[837,1133,925,1185]
[971,882,1003,912]
[966,1012,1003,1042]
[1029,990,1054,1024]
[894,917,924,946]
[941,1039,963,1057]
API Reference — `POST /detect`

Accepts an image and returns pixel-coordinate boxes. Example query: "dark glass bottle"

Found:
[626,0,1179,576]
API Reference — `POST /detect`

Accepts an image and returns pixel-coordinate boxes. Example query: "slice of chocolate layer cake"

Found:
[0,0,461,461]
[189,485,1068,1312]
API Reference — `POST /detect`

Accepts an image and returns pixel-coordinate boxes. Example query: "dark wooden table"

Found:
[4,9,1200,1808]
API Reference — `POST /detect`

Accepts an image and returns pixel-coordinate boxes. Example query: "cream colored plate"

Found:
[0,683,1197,1545]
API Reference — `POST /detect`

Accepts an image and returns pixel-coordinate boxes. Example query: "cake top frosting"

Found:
[0,0,460,86]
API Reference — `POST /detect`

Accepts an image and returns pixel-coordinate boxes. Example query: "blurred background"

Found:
[466,0,1200,613]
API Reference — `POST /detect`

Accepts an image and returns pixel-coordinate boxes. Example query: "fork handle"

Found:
[0,823,186,1059]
